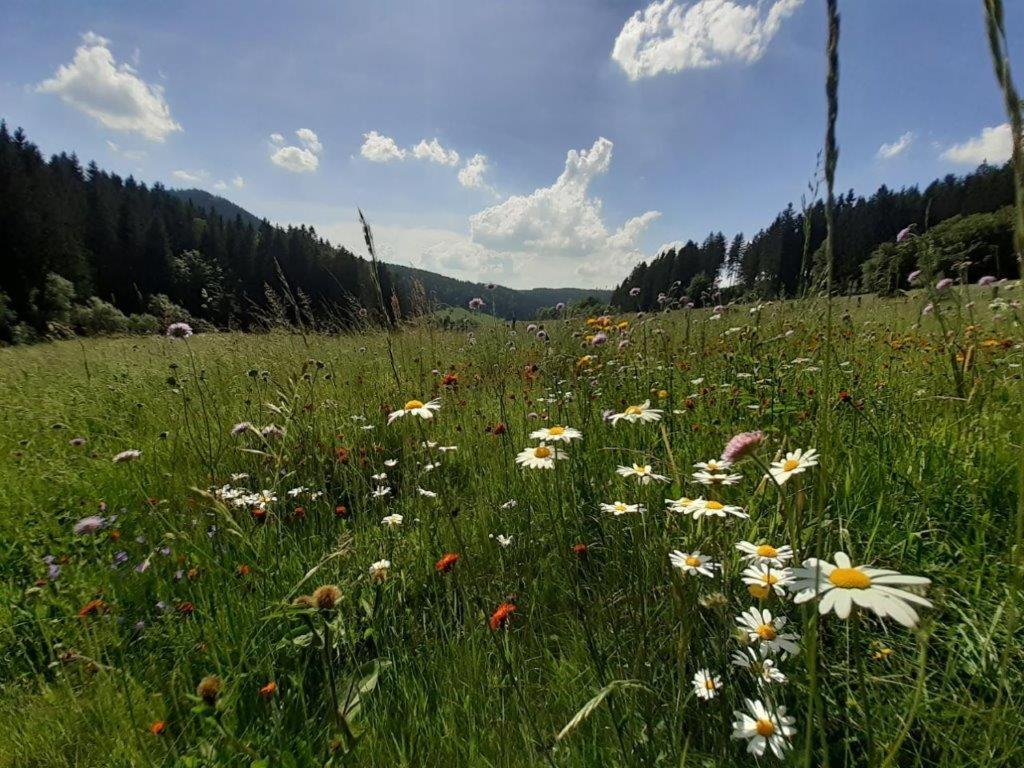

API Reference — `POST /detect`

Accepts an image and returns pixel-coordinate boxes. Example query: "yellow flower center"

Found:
[704,678,717,690]
[614,503,627,511]
[828,567,872,589]
[547,426,565,436]
[755,719,776,737]
[404,399,424,410]
[633,465,648,474]
[756,623,777,640]
[748,584,771,600]
[782,458,800,472]
[685,556,701,567]
[756,544,779,558]
[706,500,724,510]
[657,389,668,398]
[625,405,644,415]
[761,573,780,585]
[534,446,552,459]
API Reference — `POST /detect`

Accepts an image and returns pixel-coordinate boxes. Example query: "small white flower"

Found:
[685,498,747,520]
[692,669,723,700]
[384,459,398,467]
[731,698,796,758]
[730,648,787,686]
[736,541,794,567]
[600,501,645,516]
[493,534,514,548]
[500,499,518,509]
[736,607,801,657]
[609,400,664,425]
[287,486,307,498]
[664,496,697,513]
[692,469,744,486]
[615,464,668,484]
[528,425,582,443]
[113,449,141,463]
[381,513,403,527]
[369,559,391,581]
[371,473,388,482]
[388,398,441,424]
[515,443,567,469]
[767,448,819,485]
[669,550,718,577]
[741,564,794,596]
[417,487,437,498]
[789,551,932,627]
[372,486,392,498]
[693,458,731,472]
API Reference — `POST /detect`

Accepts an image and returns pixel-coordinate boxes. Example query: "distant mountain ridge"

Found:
[169,189,612,318]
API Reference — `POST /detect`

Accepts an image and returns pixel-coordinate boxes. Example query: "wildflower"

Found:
[501,499,518,509]
[372,486,391,498]
[334,504,348,518]
[381,513,403,527]
[417,487,437,498]
[369,559,391,582]
[489,602,517,630]
[694,459,732,473]
[112,449,141,463]
[609,400,663,425]
[528,425,582,443]
[515,443,566,469]
[312,584,342,611]
[468,297,486,310]
[767,448,818,485]
[196,676,222,706]
[258,681,277,699]
[731,698,796,758]
[669,550,718,577]
[600,501,645,516]
[736,541,793,568]
[77,598,107,618]
[721,430,764,463]
[935,277,954,291]
[978,275,997,286]
[736,607,800,657]
[615,464,668,484]
[907,269,922,284]
[571,542,589,557]
[492,534,514,548]
[741,564,794,597]
[629,287,641,296]
[692,669,723,700]
[789,552,932,627]
[435,552,460,573]
[149,720,167,735]
[230,421,251,435]
[692,468,743,486]
[686,498,747,520]
[166,322,194,338]
[665,496,696,514]
[388,398,441,424]
[69,437,86,446]
[896,225,914,243]
[730,648,787,686]
[73,515,105,535]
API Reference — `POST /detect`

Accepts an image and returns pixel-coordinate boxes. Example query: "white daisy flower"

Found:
[736,606,801,657]
[608,400,664,425]
[422,461,440,472]
[789,551,932,627]
[692,469,744,486]
[665,496,697,513]
[387,398,441,424]
[529,425,582,443]
[730,648,788,686]
[515,443,567,469]
[384,459,398,467]
[500,499,518,509]
[112,449,141,463]
[686,498,748,520]
[371,473,388,482]
[692,669,723,700]
[731,698,796,758]
[417,487,437,498]
[693,459,731,472]
[381,513,403,527]
[669,550,718,577]
[491,534,514,548]
[615,464,669,484]
[601,501,645,516]
[767,448,819,485]
[287,486,308,498]
[736,541,794,567]
[369,559,391,581]
[371,486,392,498]
[741,563,794,597]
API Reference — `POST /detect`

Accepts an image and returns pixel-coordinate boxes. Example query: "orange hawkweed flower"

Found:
[251,507,267,522]
[236,564,252,577]
[77,598,107,618]
[259,681,277,699]
[489,602,517,631]
[149,720,166,735]
[442,372,459,388]
[334,504,348,518]
[435,552,460,573]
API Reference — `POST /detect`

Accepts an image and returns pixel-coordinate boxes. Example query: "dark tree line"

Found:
[612,161,1018,310]
[0,122,404,342]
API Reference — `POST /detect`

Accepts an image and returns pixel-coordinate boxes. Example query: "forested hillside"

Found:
[612,162,1018,308]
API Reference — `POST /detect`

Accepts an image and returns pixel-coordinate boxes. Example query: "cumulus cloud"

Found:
[172,169,209,183]
[941,123,1013,166]
[231,175,244,189]
[37,31,182,141]
[611,0,804,80]
[877,131,914,160]
[360,131,407,163]
[457,153,495,193]
[271,127,323,173]
[412,138,460,166]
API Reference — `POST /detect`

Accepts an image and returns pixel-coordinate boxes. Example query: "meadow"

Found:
[0,286,1022,767]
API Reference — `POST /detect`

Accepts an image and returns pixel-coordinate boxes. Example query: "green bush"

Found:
[70,297,129,336]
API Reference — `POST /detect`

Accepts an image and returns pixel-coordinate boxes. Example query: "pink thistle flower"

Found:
[721,431,764,463]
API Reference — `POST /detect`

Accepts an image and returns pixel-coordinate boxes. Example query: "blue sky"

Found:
[1,0,1020,288]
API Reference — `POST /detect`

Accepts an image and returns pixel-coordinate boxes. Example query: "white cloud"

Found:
[105,140,146,162]
[360,131,407,163]
[458,153,494,192]
[611,0,804,80]
[37,31,181,141]
[941,123,1013,165]
[295,128,322,154]
[172,169,209,183]
[270,127,323,173]
[877,131,914,160]
[412,138,460,166]
[231,175,244,189]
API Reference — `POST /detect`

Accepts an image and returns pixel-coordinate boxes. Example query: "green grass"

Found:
[0,288,1021,767]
